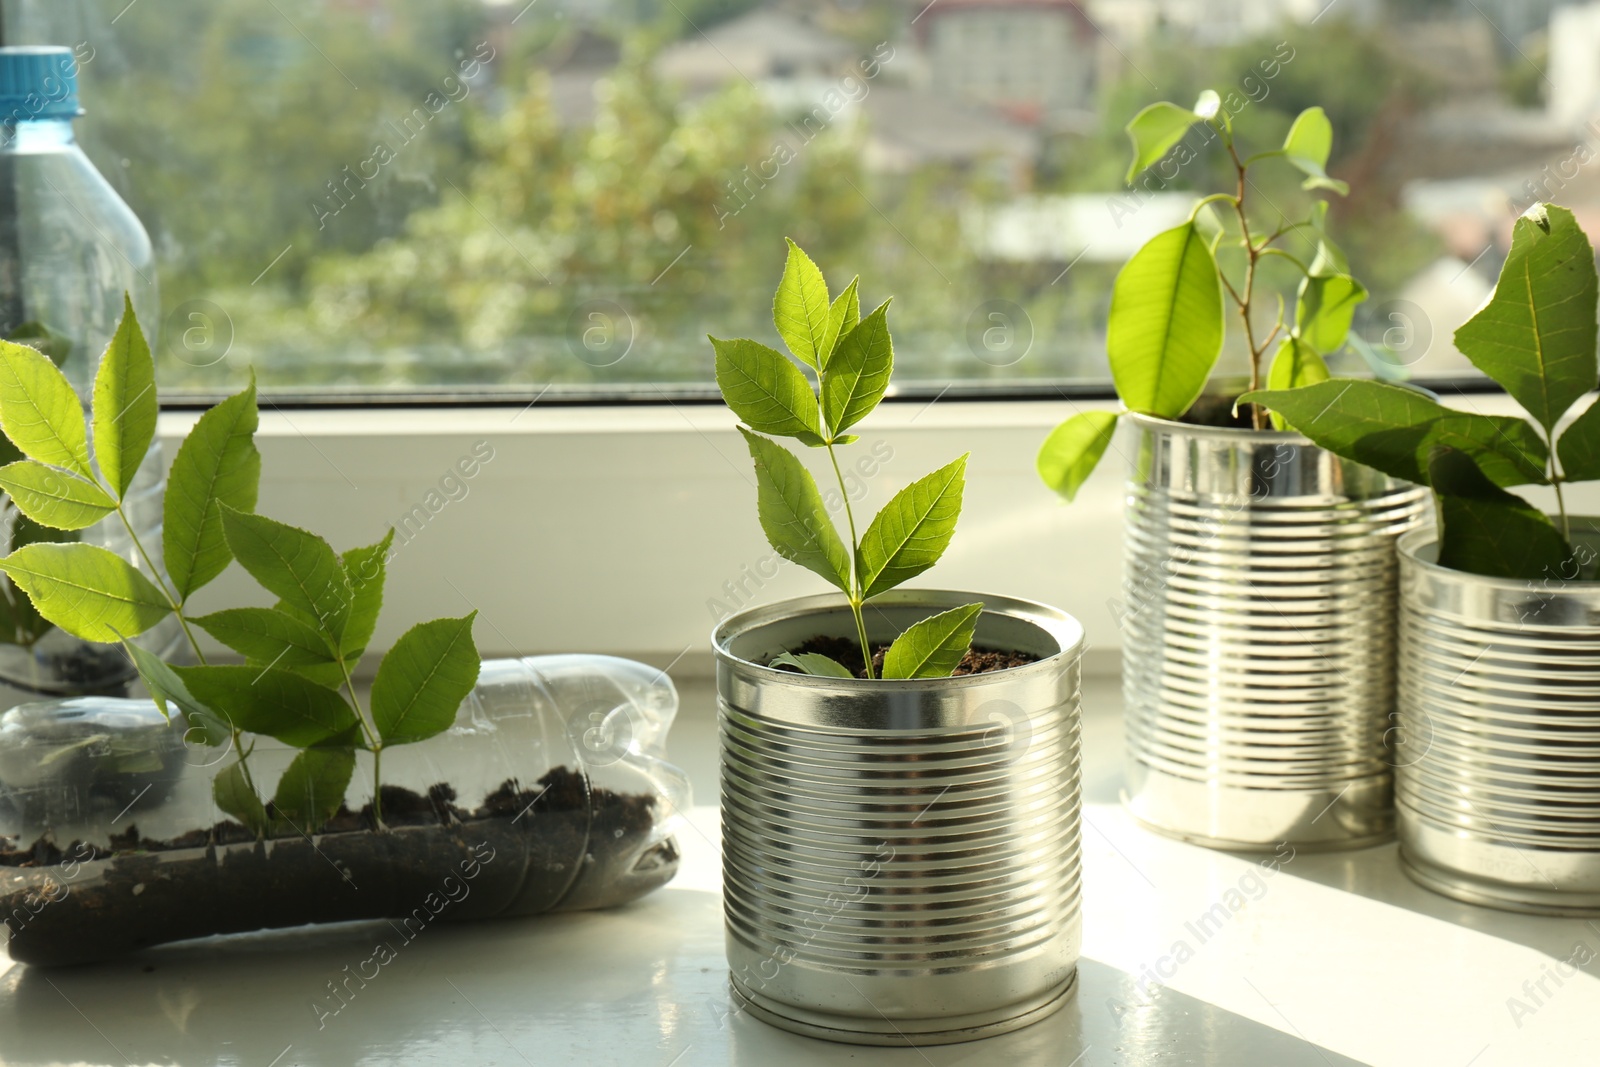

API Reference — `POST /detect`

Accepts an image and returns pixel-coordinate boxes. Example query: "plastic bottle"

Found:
[0,655,690,965]
[0,46,175,695]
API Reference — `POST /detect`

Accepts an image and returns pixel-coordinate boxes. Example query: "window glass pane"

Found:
[9,0,1545,398]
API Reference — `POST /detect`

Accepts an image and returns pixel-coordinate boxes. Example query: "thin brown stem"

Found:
[1226,140,1269,430]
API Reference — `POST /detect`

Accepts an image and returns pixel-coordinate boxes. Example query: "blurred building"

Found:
[913,0,1097,125]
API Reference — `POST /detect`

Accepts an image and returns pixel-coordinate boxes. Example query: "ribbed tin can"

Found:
[1397,523,1600,915]
[713,589,1084,1046]
[1120,413,1429,850]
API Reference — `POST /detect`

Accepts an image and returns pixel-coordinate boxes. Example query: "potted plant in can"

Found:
[711,241,1086,1045]
[0,304,686,965]
[1246,201,1600,913]
[1034,94,1440,851]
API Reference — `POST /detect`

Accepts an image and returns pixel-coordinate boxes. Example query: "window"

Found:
[9,0,1564,401]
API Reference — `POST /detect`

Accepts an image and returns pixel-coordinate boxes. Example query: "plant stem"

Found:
[1224,139,1269,431]
[825,442,874,679]
[1554,477,1572,544]
[336,656,384,824]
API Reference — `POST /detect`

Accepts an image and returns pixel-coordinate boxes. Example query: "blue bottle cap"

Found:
[0,47,82,123]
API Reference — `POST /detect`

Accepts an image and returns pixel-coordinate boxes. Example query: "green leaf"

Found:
[738,427,852,594]
[340,530,393,660]
[220,507,352,645]
[712,336,822,441]
[371,613,480,746]
[881,602,984,680]
[1295,274,1367,355]
[1264,338,1330,429]
[0,339,93,480]
[1558,399,1600,482]
[822,300,893,438]
[770,651,855,678]
[164,378,261,600]
[1123,101,1199,183]
[214,760,267,836]
[1107,222,1224,418]
[0,542,171,642]
[1037,411,1119,502]
[824,276,861,368]
[125,639,231,744]
[1428,447,1571,580]
[176,664,360,747]
[857,455,967,601]
[1241,379,1549,487]
[772,238,836,370]
[192,607,339,668]
[0,460,116,529]
[270,747,354,836]
[0,514,71,644]
[1454,204,1599,434]
[6,320,71,367]
[91,295,159,501]
[1282,106,1348,195]
[1306,201,1349,277]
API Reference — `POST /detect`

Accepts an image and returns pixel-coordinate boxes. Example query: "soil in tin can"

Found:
[785,635,1039,679]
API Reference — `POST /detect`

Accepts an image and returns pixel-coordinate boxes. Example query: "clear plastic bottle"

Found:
[0,655,689,965]
[0,46,175,695]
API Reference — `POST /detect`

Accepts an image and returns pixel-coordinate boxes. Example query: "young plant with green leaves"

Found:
[714,240,982,680]
[1038,93,1366,501]
[0,298,482,835]
[1244,202,1600,581]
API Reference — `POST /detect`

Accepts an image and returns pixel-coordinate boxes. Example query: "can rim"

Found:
[710,588,1084,688]
[1399,522,1600,590]
[1123,409,1312,446]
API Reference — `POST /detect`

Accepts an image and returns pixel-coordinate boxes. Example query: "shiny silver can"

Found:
[1397,522,1600,915]
[714,589,1084,1046]
[1120,413,1429,850]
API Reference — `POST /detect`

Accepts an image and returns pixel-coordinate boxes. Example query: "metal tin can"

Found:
[1397,522,1600,915]
[713,589,1083,1046]
[1120,413,1428,850]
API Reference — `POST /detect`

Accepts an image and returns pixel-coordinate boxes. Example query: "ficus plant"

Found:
[1037,92,1367,501]
[1245,202,1600,582]
[0,298,482,835]
[714,239,982,680]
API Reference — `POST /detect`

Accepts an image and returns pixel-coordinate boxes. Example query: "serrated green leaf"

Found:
[1295,273,1367,355]
[1428,447,1571,580]
[1264,338,1330,429]
[0,339,93,480]
[1123,101,1200,183]
[176,664,360,747]
[1241,379,1548,487]
[192,607,339,668]
[271,747,354,836]
[1454,204,1599,434]
[712,336,822,441]
[164,378,261,600]
[1037,411,1119,502]
[220,506,352,645]
[0,460,116,529]
[739,427,852,594]
[824,277,861,368]
[340,530,393,660]
[881,602,984,680]
[770,651,855,678]
[91,295,159,501]
[214,760,266,836]
[0,542,171,642]
[1108,222,1224,418]
[822,300,893,438]
[857,455,967,600]
[1558,399,1600,482]
[125,639,231,744]
[773,238,835,370]
[0,514,71,644]
[1283,106,1348,194]
[371,613,480,746]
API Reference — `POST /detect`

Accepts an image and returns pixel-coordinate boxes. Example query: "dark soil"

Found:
[0,766,677,966]
[783,635,1039,679]
[1180,393,1254,429]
